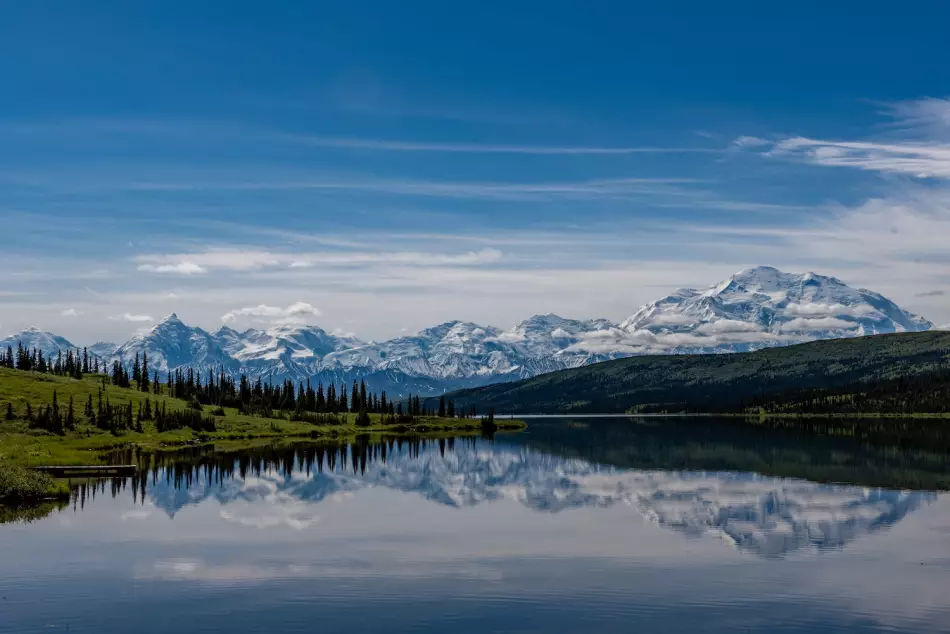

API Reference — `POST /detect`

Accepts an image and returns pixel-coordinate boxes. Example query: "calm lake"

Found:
[3,416,950,633]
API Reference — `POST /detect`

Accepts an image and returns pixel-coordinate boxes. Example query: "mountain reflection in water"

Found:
[66,428,938,559]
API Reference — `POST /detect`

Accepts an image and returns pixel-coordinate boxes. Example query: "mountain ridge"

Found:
[0,266,935,396]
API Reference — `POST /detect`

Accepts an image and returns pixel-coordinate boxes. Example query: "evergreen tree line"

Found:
[1,343,98,379]
[16,390,77,435]
[151,367,482,425]
[6,387,216,436]
[742,368,950,415]
[2,345,487,428]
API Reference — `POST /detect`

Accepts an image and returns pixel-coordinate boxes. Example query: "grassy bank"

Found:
[0,462,69,504]
[0,368,525,468]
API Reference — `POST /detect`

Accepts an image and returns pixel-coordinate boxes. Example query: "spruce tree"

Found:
[141,351,149,391]
[132,352,141,385]
[66,396,75,431]
[4,402,13,421]
[316,383,326,412]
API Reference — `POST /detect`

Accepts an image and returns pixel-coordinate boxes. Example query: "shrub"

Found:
[0,463,60,504]
[290,411,344,425]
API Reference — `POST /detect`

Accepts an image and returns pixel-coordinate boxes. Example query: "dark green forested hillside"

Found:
[442,332,950,414]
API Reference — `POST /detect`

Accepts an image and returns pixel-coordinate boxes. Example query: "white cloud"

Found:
[109,313,154,322]
[645,313,696,326]
[732,136,770,149]
[221,302,322,325]
[695,320,761,334]
[782,317,857,331]
[784,302,878,318]
[565,326,786,356]
[550,327,572,339]
[61,308,80,317]
[138,261,207,275]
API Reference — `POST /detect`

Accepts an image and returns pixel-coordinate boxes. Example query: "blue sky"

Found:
[2,2,950,342]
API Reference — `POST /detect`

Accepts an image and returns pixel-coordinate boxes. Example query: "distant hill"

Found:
[442,332,950,414]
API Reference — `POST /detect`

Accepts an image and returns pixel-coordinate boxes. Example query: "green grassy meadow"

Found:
[0,367,524,472]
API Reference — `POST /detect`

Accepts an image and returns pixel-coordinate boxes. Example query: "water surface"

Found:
[2,417,950,633]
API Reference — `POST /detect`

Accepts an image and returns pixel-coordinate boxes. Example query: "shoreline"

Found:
[496,412,950,419]
[0,415,527,469]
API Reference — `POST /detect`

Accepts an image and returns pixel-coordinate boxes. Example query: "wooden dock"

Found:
[34,465,138,477]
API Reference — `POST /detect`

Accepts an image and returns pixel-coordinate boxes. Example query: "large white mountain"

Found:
[566,265,933,356]
[0,267,935,394]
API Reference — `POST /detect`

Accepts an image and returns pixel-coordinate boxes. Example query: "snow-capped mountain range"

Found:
[144,443,937,558]
[1,266,935,395]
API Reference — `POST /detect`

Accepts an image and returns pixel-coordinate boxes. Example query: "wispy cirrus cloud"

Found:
[136,248,505,275]
[747,98,950,179]
[118,175,700,202]
[0,117,721,156]
[285,135,719,155]
[768,136,950,178]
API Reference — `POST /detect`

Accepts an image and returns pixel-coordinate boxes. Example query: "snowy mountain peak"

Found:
[611,266,933,356]
[0,327,79,356]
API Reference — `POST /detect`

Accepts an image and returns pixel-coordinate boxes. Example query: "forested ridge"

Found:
[443,332,950,415]
[0,342,490,439]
